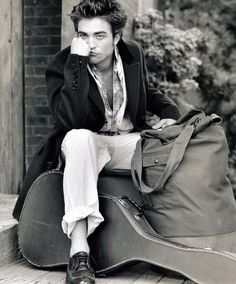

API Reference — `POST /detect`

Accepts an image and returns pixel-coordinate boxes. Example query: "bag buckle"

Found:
[191,117,201,128]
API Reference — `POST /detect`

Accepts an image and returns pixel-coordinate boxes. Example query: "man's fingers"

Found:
[71,37,90,56]
[145,113,160,127]
[152,119,176,130]
[152,120,166,130]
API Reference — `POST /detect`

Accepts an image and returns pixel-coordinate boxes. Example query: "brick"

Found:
[34,46,60,56]
[25,77,46,87]
[49,116,56,125]
[24,46,35,56]
[26,136,42,146]
[34,66,46,76]
[25,17,49,26]
[49,36,61,45]
[26,146,36,156]
[33,126,52,136]
[25,26,61,37]
[50,0,61,7]
[50,16,62,26]
[34,106,50,116]
[25,56,48,65]
[25,96,47,106]
[25,7,61,17]
[24,86,35,96]
[27,116,48,125]
[24,0,49,7]
[25,66,35,75]
[25,37,49,46]
[25,105,36,116]
[26,127,34,136]
[25,46,60,57]
[34,87,47,97]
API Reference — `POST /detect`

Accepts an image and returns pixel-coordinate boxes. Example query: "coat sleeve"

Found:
[138,43,181,120]
[46,51,92,130]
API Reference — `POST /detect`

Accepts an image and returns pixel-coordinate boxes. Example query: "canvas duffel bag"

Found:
[131,109,236,251]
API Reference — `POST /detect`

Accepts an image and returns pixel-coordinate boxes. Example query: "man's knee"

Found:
[62,129,95,151]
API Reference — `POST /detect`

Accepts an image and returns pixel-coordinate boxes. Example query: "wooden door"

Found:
[0,0,24,194]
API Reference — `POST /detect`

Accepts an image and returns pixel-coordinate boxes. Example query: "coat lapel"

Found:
[123,61,140,121]
[88,74,105,113]
[118,39,141,122]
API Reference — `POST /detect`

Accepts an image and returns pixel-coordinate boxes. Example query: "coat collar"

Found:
[117,39,141,122]
[117,39,135,65]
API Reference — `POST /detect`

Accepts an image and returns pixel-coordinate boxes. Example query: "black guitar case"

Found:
[18,170,236,284]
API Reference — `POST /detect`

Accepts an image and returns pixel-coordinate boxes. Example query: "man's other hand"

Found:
[145,112,160,128]
[152,118,176,130]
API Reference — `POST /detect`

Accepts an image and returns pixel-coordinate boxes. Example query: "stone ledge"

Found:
[0,194,21,267]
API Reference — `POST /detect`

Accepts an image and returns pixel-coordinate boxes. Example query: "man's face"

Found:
[77,17,119,68]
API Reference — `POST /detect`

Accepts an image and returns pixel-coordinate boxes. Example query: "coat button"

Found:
[154,159,159,164]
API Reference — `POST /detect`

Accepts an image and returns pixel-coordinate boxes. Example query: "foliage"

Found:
[133,3,236,193]
[134,10,203,103]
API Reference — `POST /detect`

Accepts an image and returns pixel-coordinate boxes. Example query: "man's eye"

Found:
[96,34,104,40]
[79,34,87,39]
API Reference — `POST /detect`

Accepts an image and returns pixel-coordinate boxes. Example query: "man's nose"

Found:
[88,37,96,49]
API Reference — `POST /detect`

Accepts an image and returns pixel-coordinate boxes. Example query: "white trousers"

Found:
[61,129,140,238]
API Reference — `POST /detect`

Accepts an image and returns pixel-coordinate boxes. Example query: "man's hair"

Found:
[70,0,127,36]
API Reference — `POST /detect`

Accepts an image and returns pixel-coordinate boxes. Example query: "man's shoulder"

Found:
[118,39,143,63]
[122,39,142,54]
[47,46,71,70]
[124,39,140,48]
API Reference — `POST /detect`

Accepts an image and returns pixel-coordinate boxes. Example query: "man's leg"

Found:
[61,129,112,284]
[61,129,111,255]
[61,130,139,283]
[103,132,140,171]
[61,131,140,243]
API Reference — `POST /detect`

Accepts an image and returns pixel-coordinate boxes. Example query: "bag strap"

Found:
[131,113,221,193]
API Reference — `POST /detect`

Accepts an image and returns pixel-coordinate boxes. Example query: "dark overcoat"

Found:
[13,39,180,220]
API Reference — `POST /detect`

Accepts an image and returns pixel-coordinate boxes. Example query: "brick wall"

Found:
[24,0,62,167]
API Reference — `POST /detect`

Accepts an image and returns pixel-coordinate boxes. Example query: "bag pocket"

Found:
[142,153,168,189]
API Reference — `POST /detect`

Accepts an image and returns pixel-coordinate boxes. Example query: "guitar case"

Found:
[18,170,236,284]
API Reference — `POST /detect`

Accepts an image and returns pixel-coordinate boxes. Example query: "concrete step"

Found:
[0,194,21,267]
[0,259,65,283]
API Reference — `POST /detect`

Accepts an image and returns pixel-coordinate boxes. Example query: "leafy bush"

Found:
[133,6,236,193]
[134,9,203,110]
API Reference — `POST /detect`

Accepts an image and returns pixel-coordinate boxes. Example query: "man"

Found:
[13,0,181,283]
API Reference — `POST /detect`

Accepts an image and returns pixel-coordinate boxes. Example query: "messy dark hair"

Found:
[70,0,127,36]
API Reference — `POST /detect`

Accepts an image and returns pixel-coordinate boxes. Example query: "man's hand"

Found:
[145,112,160,127]
[71,37,90,56]
[145,112,176,130]
[152,118,176,130]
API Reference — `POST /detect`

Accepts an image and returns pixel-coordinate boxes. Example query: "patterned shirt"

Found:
[88,47,133,134]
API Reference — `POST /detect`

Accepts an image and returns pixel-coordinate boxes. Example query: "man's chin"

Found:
[89,57,99,65]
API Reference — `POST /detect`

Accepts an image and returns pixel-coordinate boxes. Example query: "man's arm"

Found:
[46,38,93,131]
[138,42,181,128]
[146,87,180,129]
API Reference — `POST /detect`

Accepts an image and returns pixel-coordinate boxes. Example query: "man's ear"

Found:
[114,33,121,45]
